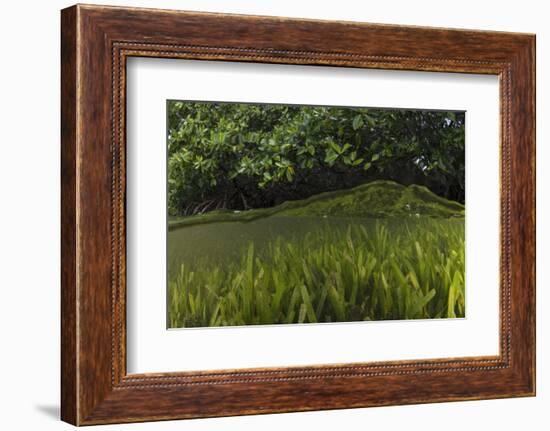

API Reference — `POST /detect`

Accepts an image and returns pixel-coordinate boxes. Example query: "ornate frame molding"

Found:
[61,5,535,425]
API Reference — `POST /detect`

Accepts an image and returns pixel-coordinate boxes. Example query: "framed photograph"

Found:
[61,4,536,425]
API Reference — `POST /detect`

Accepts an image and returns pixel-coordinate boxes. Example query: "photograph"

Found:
[167,101,466,328]
[51,2,537,425]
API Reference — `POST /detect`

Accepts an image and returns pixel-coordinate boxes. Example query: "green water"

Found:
[168,216,395,276]
[167,215,465,328]
[166,182,465,328]
[168,180,464,231]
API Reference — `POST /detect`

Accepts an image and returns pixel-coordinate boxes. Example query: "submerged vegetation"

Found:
[168,218,465,328]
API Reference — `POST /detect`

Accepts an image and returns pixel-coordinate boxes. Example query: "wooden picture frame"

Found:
[61,4,536,425]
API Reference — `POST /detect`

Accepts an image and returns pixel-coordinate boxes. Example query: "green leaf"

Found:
[299,285,318,323]
[285,169,293,182]
[352,115,364,130]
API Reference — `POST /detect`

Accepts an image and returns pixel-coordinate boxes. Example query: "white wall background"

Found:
[0,0,546,429]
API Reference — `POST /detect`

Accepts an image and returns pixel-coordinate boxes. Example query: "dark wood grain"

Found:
[60,5,78,425]
[61,4,536,425]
